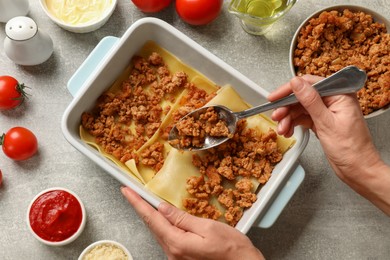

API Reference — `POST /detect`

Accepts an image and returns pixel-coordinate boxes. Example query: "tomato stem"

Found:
[0,134,4,146]
[13,83,31,101]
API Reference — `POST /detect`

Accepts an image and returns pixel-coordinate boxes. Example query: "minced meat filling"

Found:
[82,52,192,164]
[170,107,231,149]
[293,9,390,115]
[183,120,282,226]
[82,51,284,227]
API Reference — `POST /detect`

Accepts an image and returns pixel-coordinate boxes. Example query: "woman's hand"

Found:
[121,186,264,260]
[268,75,390,215]
[268,75,379,181]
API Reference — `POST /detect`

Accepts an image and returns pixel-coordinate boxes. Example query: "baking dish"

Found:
[61,17,309,234]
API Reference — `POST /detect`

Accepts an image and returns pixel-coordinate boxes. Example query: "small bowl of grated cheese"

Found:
[78,240,132,260]
[39,0,117,33]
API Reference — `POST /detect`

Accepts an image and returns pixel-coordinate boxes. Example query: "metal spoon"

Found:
[169,65,367,151]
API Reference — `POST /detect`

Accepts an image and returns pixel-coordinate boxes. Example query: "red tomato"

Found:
[0,75,28,110]
[131,0,172,13]
[0,127,38,161]
[176,0,223,25]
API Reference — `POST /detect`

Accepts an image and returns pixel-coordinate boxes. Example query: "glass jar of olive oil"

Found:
[229,0,297,35]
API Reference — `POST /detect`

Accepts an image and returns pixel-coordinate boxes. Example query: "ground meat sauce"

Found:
[82,52,195,166]
[169,106,232,149]
[184,120,282,226]
[29,190,83,242]
[293,9,390,115]
[82,51,284,226]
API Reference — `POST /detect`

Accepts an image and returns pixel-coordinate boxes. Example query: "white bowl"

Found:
[61,17,309,234]
[78,240,132,260]
[39,0,117,33]
[27,187,86,246]
[289,5,390,118]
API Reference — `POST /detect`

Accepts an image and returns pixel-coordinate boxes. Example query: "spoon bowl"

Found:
[169,65,367,151]
[169,105,238,151]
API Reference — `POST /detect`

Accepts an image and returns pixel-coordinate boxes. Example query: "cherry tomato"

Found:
[0,127,38,161]
[0,75,29,110]
[131,0,172,13]
[176,0,223,25]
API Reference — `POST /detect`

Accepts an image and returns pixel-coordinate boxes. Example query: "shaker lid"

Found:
[5,16,38,41]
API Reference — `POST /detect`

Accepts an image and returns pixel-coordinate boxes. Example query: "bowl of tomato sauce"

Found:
[27,187,86,246]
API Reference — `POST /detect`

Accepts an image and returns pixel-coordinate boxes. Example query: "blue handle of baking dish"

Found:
[256,164,305,228]
[66,36,305,228]
[67,36,120,97]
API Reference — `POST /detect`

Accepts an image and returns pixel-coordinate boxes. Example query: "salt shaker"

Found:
[4,16,54,66]
[0,0,30,23]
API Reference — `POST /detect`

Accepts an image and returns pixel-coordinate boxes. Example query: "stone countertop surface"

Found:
[1,0,389,259]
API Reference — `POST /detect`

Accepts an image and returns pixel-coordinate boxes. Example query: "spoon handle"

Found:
[234,65,367,120]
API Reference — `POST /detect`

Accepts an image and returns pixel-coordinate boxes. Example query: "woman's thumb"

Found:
[158,202,199,232]
[290,77,328,121]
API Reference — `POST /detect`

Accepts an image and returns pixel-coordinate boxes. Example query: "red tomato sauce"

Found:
[29,190,83,242]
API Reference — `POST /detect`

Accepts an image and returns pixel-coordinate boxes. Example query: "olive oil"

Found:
[235,0,291,18]
[229,0,297,35]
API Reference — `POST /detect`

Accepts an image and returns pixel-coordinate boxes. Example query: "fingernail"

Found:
[120,186,128,195]
[271,111,276,120]
[271,108,281,121]
[291,77,304,91]
[158,202,173,215]
[277,119,284,133]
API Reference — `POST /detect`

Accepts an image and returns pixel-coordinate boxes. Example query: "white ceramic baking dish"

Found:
[61,18,309,234]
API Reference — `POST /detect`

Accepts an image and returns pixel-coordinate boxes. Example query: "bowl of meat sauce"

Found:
[27,187,86,246]
[289,5,390,118]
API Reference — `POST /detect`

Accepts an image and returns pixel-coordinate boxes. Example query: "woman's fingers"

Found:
[277,113,315,137]
[272,103,308,122]
[300,74,324,85]
[289,77,330,123]
[121,187,181,239]
[158,202,215,238]
[267,74,323,102]
[276,114,292,135]
[271,106,290,121]
[268,81,293,101]
[121,185,214,239]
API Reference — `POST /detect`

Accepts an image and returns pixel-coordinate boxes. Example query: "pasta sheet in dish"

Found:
[80,41,295,226]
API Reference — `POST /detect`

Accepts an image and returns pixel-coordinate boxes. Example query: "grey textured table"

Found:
[1,0,389,259]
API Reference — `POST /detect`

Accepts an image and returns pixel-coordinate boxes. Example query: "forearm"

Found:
[338,157,390,216]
